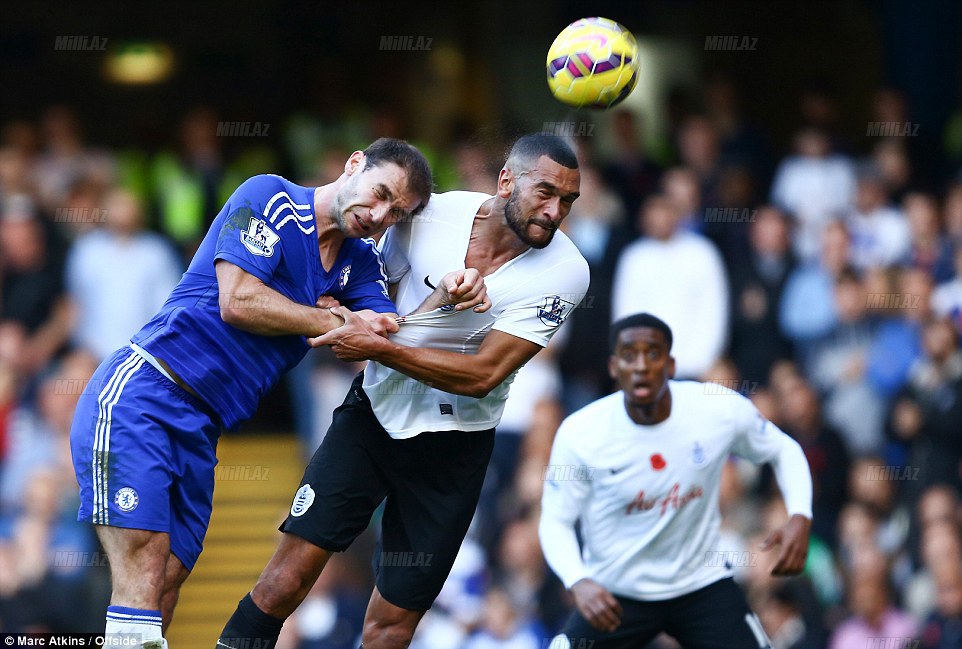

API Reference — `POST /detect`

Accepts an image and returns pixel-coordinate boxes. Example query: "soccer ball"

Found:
[546,17,639,109]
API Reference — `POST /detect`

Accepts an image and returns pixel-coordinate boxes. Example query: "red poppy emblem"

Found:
[650,454,667,470]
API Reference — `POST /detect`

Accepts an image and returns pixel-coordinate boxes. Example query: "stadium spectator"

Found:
[846,457,911,557]
[150,107,229,256]
[905,192,955,283]
[872,139,915,204]
[676,115,723,210]
[611,195,729,379]
[660,166,702,234]
[411,537,488,649]
[774,372,850,546]
[865,266,931,399]
[932,246,962,332]
[600,109,661,221]
[557,162,628,410]
[463,585,544,649]
[847,163,911,271]
[453,139,500,195]
[944,184,962,246]
[34,106,115,215]
[835,503,884,590]
[919,565,962,649]
[727,205,797,384]
[887,318,962,494]
[286,555,371,649]
[0,197,72,381]
[918,485,962,530]
[0,146,35,199]
[54,177,109,239]
[66,189,183,361]
[704,75,772,190]
[779,220,851,363]
[0,120,40,161]
[477,355,563,554]
[828,544,917,649]
[495,517,567,634]
[797,83,849,153]
[707,163,759,264]
[0,352,105,631]
[808,268,885,454]
[770,127,855,262]
[905,519,962,622]
[869,88,926,180]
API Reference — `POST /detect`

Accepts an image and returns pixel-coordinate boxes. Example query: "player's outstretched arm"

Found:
[310,308,540,398]
[761,433,813,576]
[216,260,392,338]
[732,401,813,576]
[539,437,621,632]
[408,268,491,315]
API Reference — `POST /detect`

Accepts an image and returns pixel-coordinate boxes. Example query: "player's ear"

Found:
[608,354,619,381]
[667,355,676,379]
[497,167,515,198]
[345,151,365,176]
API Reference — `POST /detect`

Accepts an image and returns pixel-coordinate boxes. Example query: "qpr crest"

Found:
[241,218,280,257]
[691,441,707,466]
[537,295,575,327]
[290,484,315,517]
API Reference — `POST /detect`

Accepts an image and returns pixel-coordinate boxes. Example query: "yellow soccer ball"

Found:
[546,17,639,109]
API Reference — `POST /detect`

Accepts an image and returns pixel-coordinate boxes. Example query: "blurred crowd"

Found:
[2,76,962,649]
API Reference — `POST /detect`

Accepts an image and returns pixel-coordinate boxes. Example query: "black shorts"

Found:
[280,374,495,611]
[558,578,771,649]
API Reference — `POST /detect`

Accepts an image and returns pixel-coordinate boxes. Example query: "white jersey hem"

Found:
[382,419,500,440]
[607,571,732,602]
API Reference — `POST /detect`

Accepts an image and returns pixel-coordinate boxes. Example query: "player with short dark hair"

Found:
[216,132,590,649]
[358,138,434,206]
[539,313,813,649]
[608,312,673,353]
[68,139,481,649]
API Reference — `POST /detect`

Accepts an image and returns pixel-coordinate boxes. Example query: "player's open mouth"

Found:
[354,213,369,231]
[632,383,653,398]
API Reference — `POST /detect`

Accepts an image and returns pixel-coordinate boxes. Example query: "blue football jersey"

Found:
[131,174,394,430]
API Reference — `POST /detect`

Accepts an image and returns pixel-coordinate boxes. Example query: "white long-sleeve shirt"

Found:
[611,232,728,379]
[539,381,812,601]
[847,205,911,271]
[770,154,856,261]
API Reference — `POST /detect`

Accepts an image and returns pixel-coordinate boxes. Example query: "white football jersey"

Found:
[540,381,812,601]
[364,191,590,439]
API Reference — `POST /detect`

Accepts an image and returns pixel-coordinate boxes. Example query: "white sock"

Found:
[105,606,163,648]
